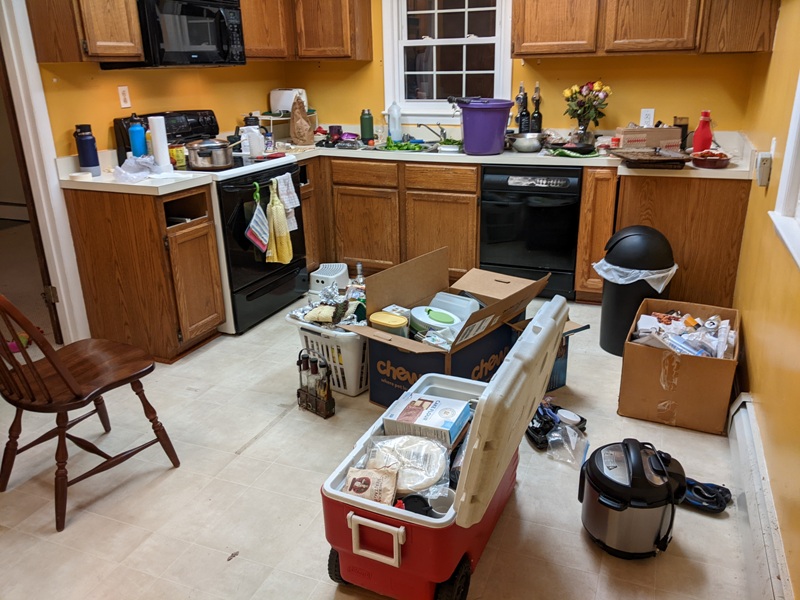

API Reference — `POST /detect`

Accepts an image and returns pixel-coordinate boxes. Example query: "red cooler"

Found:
[321,296,569,600]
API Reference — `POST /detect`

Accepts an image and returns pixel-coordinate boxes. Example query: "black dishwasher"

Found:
[480,165,582,300]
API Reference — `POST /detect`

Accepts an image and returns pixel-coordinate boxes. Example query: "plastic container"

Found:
[128,114,147,157]
[286,315,369,396]
[387,101,402,140]
[429,292,480,321]
[457,98,514,156]
[369,311,409,337]
[409,306,461,335]
[693,110,713,153]
[73,124,101,177]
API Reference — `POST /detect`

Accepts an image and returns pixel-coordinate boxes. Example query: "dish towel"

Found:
[276,173,300,231]
[244,182,270,253]
[266,179,293,264]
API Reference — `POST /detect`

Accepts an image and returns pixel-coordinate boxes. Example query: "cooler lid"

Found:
[454,296,568,528]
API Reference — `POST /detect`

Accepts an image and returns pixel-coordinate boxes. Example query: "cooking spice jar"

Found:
[169,144,186,169]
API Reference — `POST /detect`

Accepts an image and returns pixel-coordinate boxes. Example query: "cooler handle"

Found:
[347,512,406,568]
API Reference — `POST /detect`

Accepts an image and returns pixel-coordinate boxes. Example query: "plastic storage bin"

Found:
[286,315,369,397]
[322,296,568,600]
[456,98,514,156]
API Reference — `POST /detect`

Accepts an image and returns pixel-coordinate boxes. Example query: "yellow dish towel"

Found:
[266,179,293,264]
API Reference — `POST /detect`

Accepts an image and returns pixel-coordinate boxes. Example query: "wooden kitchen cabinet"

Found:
[63,185,224,362]
[616,176,750,307]
[511,0,600,55]
[298,157,322,271]
[575,167,618,303]
[243,0,372,60]
[405,164,479,281]
[700,0,780,53]
[604,0,700,52]
[26,0,143,62]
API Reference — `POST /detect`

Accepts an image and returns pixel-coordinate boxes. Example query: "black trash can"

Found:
[599,226,675,356]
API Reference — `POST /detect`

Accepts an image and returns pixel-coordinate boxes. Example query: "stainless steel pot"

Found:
[185,138,233,170]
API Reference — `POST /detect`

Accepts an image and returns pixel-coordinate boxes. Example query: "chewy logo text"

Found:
[377,360,420,385]
[471,346,510,380]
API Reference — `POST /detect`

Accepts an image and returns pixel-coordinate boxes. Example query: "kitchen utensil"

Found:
[185,137,233,170]
[691,150,731,169]
[507,132,543,153]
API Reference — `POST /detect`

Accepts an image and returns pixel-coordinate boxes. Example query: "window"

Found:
[382,0,511,122]
[769,70,800,269]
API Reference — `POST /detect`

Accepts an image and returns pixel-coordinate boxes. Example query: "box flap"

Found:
[340,324,446,354]
[365,248,450,317]
[511,318,588,338]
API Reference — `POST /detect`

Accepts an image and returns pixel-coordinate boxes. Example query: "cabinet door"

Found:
[167,222,225,344]
[299,158,321,272]
[406,191,478,281]
[604,0,700,52]
[512,0,600,55]
[294,0,372,60]
[241,0,296,58]
[700,0,779,53]
[77,0,144,59]
[333,185,400,272]
[575,168,617,301]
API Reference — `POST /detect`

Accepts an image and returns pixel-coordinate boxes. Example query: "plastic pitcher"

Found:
[456,98,514,155]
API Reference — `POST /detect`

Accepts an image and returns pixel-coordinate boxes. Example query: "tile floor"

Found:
[0,288,747,599]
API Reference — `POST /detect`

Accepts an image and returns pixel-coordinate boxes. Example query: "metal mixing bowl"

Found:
[507,133,544,153]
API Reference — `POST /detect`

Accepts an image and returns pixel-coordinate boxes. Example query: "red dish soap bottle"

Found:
[693,110,713,152]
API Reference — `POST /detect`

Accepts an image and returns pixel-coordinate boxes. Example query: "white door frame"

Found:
[0,0,89,341]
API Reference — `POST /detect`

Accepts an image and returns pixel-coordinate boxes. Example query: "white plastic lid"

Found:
[557,409,581,426]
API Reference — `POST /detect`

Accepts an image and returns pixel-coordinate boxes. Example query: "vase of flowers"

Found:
[563,80,611,145]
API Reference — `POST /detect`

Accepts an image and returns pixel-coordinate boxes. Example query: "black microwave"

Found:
[101,0,245,69]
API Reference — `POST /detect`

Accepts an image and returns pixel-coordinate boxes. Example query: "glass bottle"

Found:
[531,82,543,133]
[316,359,329,399]
[360,109,374,142]
[693,110,713,153]
[298,352,310,391]
[308,358,320,397]
[265,131,274,152]
[517,93,530,134]
[355,262,365,286]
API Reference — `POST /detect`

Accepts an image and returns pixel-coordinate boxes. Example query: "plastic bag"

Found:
[361,435,450,499]
[592,259,678,293]
[546,424,589,468]
[112,155,173,183]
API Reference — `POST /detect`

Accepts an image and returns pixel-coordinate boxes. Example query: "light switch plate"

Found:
[757,152,772,187]
[640,108,655,128]
[118,86,131,109]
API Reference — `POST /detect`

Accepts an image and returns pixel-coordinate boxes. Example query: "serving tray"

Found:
[610,148,692,169]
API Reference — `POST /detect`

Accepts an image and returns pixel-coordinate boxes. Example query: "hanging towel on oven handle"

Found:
[244,182,270,253]
[266,179,293,264]
[276,172,300,231]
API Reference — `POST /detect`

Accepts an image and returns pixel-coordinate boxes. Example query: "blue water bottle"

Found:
[128,114,147,157]
[73,124,101,177]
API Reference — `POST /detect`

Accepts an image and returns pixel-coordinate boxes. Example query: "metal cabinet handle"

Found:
[346,511,406,568]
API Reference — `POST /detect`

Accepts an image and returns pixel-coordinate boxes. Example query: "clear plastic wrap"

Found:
[359,435,451,499]
[546,424,589,468]
[592,259,678,293]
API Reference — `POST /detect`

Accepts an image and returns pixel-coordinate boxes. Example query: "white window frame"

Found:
[769,70,800,270]
[382,0,512,125]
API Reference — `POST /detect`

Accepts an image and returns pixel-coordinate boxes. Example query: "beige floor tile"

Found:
[250,568,319,599]
[122,532,192,577]
[596,573,656,600]
[655,553,749,599]
[600,550,657,588]
[215,455,273,486]
[85,565,158,600]
[485,550,600,598]
[253,462,328,500]
[0,488,49,527]
[138,577,226,600]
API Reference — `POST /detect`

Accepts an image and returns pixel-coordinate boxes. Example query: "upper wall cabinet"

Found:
[242,0,372,61]
[26,0,144,63]
[512,0,780,57]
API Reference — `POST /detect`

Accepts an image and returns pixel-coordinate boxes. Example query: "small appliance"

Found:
[270,88,308,113]
[308,263,349,294]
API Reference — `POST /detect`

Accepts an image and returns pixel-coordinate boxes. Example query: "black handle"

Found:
[197,150,212,157]
[447,96,482,105]
[598,494,627,511]
[217,10,230,59]
[624,438,646,486]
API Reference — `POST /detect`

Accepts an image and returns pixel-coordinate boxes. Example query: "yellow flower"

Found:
[602,86,612,94]
[563,88,572,98]
[593,81,603,91]
[571,85,580,93]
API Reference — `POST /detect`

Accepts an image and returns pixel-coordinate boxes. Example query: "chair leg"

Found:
[0,408,23,492]
[94,396,112,433]
[131,380,180,468]
[54,411,69,532]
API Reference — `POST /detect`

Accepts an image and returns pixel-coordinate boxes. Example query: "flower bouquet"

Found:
[562,80,612,127]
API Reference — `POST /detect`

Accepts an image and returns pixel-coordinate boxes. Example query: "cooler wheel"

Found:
[327,548,348,585]
[435,555,471,600]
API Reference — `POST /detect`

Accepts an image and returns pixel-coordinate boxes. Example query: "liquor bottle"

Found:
[693,110,713,152]
[354,262,365,286]
[531,81,543,133]
[517,93,531,134]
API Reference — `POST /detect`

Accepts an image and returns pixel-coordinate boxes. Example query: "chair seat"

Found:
[4,339,154,412]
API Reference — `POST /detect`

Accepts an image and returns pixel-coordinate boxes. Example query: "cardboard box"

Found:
[512,319,590,391]
[618,298,740,435]
[343,248,549,407]
[615,126,682,151]
[382,393,471,447]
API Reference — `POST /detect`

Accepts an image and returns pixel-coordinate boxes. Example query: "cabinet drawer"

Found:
[331,159,399,187]
[405,164,479,193]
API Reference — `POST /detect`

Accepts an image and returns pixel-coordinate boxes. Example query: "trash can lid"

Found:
[604,226,674,270]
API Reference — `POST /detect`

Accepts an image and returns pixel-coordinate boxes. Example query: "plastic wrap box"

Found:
[616,126,682,151]
[342,248,549,407]
[618,298,740,435]
[322,297,568,600]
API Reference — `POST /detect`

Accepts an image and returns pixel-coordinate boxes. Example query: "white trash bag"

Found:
[592,259,678,294]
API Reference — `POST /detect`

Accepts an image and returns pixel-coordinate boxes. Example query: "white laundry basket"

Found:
[286,315,369,397]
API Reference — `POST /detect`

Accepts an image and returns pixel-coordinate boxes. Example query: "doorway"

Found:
[0,42,62,344]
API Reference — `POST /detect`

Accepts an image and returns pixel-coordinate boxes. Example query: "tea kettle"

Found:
[235,112,267,137]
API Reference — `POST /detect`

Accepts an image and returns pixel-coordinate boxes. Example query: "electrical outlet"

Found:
[757,152,772,187]
[118,86,131,109]
[640,108,655,128]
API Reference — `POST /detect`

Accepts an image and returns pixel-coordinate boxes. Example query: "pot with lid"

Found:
[578,438,686,559]
[185,137,233,170]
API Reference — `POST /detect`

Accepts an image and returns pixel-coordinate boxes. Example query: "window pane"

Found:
[439,0,465,8]
[407,13,435,39]
[438,12,465,38]
[438,45,463,71]
[466,44,493,70]
[405,46,434,72]
[467,10,496,37]
[466,74,493,98]
[436,74,462,99]
[406,74,434,99]
[407,0,434,10]
[468,0,495,7]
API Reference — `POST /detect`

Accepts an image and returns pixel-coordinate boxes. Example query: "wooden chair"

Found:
[0,294,180,531]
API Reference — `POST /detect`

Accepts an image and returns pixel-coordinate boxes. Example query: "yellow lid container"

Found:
[369,311,409,337]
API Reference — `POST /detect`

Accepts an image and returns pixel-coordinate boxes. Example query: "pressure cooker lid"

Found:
[584,439,682,507]
[185,137,229,150]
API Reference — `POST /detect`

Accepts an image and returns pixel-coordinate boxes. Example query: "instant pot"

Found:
[578,438,686,559]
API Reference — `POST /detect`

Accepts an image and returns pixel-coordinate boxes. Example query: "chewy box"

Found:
[618,298,740,435]
[343,248,549,407]
[383,392,471,447]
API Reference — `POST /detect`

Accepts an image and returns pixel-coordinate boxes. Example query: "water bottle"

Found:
[264,131,274,152]
[128,114,147,157]
[360,109,374,142]
[387,101,402,141]
[73,124,101,177]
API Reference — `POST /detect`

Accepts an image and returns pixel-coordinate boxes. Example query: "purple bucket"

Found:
[458,98,514,155]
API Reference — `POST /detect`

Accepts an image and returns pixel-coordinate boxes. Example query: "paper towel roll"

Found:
[148,116,171,168]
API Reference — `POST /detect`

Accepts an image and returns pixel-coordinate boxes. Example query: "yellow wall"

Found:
[734,0,800,591]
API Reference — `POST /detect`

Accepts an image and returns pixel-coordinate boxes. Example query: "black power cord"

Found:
[683,478,732,514]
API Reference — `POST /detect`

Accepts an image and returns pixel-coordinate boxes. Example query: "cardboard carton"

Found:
[343,248,549,407]
[382,393,471,447]
[615,126,682,151]
[617,298,740,435]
